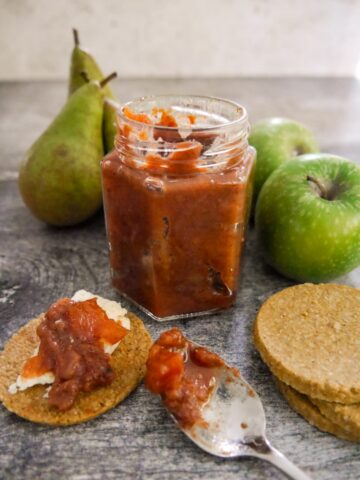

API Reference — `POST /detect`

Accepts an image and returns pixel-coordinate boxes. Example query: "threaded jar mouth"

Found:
[115,95,251,175]
[117,94,249,132]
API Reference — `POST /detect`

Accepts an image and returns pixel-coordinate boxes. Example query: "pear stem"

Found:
[307,175,327,199]
[100,72,117,88]
[80,70,90,83]
[73,28,80,47]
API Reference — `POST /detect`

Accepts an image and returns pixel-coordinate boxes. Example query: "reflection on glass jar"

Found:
[101,95,256,321]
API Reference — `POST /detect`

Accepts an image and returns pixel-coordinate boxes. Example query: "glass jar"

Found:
[101,95,256,321]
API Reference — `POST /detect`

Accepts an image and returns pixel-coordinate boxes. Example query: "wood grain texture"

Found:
[0,79,359,480]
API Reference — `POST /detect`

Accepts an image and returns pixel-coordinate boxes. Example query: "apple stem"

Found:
[307,175,327,199]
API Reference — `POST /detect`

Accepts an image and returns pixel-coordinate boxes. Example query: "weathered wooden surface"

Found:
[0,79,359,480]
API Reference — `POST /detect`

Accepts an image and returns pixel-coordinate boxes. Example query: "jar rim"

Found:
[117,94,248,132]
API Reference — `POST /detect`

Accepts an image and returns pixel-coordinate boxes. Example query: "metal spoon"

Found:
[170,360,312,480]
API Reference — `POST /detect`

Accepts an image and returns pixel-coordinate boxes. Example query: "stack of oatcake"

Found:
[254,283,360,442]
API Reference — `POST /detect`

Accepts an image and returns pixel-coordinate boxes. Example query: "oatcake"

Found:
[310,397,360,437]
[254,284,360,404]
[276,380,360,442]
[0,313,152,425]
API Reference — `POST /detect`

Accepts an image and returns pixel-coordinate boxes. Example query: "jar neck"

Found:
[115,95,250,175]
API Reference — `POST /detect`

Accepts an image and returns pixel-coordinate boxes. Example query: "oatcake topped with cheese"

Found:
[0,291,152,425]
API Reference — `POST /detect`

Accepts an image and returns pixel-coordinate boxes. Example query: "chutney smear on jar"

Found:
[18,297,128,411]
[145,328,224,427]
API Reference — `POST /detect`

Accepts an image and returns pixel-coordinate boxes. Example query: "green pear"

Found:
[69,29,118,153]
[19,74,116,227]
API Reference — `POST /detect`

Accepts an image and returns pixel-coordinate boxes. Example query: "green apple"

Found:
[255,154,360,282]
[249,118,319,202]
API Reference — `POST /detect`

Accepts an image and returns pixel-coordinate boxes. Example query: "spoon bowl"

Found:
[173,360,312,480]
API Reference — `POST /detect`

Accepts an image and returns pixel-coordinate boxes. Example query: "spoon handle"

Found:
[257,446,312,480]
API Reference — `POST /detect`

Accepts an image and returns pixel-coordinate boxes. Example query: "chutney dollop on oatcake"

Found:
[0,291,152,425]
